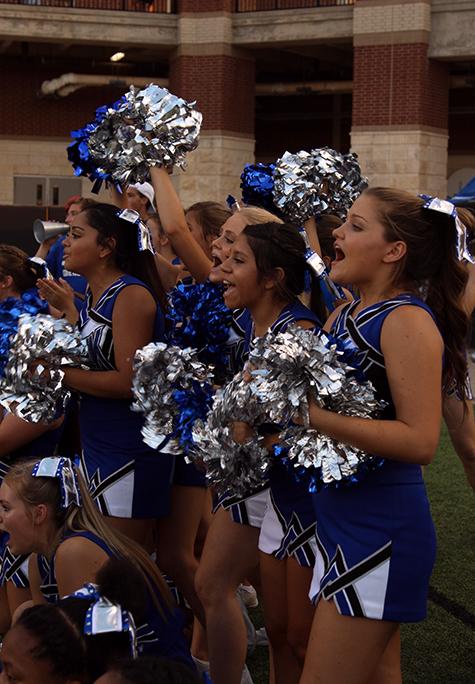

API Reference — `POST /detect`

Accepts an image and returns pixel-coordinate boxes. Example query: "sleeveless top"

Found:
[330,293,438,484]
[227,307,252,376]
[79,275,165,371]
[37,531,193,668]
[243,298,321,358]
[331,293,437,419]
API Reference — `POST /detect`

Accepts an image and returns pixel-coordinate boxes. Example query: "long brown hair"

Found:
[81,203,168,313]
[185,202,231,241]
[0,244,38,293]
[365,187,469,399]
[4,460,173,615]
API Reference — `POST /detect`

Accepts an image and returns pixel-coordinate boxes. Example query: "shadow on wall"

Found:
[0,206,66,253]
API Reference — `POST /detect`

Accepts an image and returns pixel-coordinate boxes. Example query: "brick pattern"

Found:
[0,61,132,137]
[352,43,449,129]
[169,54,255,134]
[178,0,234,12]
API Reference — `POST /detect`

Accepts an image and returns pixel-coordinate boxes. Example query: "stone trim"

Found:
[356,0,430,6]
[353,2,431,36]
[0,6,177,46]
[200,130,255,140]
[178,15,233,45]
[351,124,448,135]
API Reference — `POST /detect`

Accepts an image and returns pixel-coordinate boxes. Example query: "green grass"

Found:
[248,424,475,683]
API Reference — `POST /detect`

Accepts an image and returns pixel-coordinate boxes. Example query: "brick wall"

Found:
[169,54,255,133]
[0,60,151,138]
[353,43,449,129]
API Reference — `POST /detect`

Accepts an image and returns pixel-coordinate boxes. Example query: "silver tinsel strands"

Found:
[131,342,213,451]
[246,325,385,486]
[88,84,202,185]
[191,374,273,496]
[272,147,368,223]
[0,314,88,423]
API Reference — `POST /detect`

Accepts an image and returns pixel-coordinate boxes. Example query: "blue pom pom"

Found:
[240,163,281,215]
[67,97,125,192]
[167,281,233,379]
[0,289,48,377]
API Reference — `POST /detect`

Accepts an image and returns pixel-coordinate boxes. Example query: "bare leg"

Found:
[105,516,154,552]
[0,585,11,635]
[286,558,315,668]
[156,485,207,625]
[6,583,31,623]
[299,598,398,684]
[260,553,314,684]
[259,552,299,684]
[367,629,402,684]
[443,394,475,491]
[195,507,260,684]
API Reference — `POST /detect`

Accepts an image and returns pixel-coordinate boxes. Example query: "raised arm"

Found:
[149,166,212,282]
[310,306,443,464]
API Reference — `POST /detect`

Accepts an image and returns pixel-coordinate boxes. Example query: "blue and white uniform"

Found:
[223,300,321,565]
[78,275,174,519]
[37,530,194,668]
[310,294,437,621]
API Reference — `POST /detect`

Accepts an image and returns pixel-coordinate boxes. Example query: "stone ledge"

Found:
[0,5,178,46]
[233,6,353,46]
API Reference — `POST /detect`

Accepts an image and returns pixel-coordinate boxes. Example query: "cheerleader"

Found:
[0,457,193,667]
[38,203,172,554]
[203,221,323,684]
[442,207,475,491]
[0,603,87,684]
[300,188,468,684]
[0,245,65,631]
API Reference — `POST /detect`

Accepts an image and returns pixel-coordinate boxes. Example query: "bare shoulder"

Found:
[381,304,443,353]
[55,535,108,565]
[323,301,350,333]
[114,283,156,314]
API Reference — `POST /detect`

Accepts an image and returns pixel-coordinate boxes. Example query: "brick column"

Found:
[351,0,449,196]
[168,0,255,206]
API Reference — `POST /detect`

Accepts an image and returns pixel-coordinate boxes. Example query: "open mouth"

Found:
[333,245,345,262]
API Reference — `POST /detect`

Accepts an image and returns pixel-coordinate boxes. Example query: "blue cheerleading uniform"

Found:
[223,300,322,567]
[310,294,437,621]
[36,530,194,668]
[78,275,174,519]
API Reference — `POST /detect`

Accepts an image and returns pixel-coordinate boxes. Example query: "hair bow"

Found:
[31,457,82,508]
[116,209,155,255]
[84,595,137,658]
[420,195,474,264]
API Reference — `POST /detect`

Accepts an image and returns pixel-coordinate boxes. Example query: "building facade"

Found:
[0,0,473,211]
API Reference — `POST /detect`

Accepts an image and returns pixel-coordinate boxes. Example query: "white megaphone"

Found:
[33,219,69,244]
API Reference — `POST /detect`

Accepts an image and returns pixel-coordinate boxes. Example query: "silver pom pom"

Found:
[0,314,88,423]
[190,374,273,496]
[88,84,202,185]
[272,147,368,224]
[246,325,385,485]
[131,342,213,451]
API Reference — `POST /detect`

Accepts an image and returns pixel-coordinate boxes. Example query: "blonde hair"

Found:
[5,460,173,615]
[239,205,284,226]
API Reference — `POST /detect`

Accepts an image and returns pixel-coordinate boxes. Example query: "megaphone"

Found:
[33,219,69,244]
